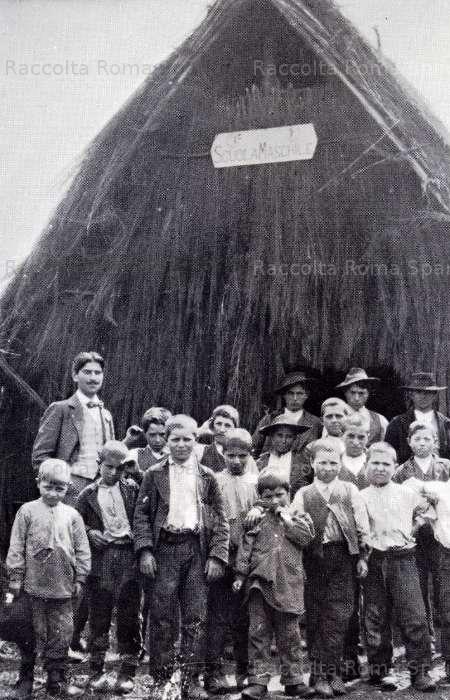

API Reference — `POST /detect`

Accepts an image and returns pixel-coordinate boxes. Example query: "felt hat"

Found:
[401,372,447,392]
[336,367,380,389]
[259,414,311,436]
[274,371,317,395]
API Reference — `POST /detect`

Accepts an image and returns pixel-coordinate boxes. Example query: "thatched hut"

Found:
[1,0,450,550]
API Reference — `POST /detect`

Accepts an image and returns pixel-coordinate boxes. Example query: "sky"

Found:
[1,0,450,285]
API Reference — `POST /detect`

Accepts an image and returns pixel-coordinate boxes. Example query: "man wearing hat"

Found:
[385,372,450,465]
[252,372,321,459]
[74,441,141,695]
[257,415,313,496]
[336,368,388,446]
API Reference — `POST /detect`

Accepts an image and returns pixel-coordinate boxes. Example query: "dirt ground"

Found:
[1,643,450,700]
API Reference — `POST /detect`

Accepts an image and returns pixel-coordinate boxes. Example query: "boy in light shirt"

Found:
[393,421,450,644]
[340,414,370,490]
[406,477,450,683]
[360,442,435,692]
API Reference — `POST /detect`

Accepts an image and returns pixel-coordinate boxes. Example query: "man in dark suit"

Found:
[31,350,114,657]
[252,372,322,458]
[385,372,450,464]
[134,414,229,700]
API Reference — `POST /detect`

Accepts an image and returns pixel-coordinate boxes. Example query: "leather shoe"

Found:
[314,679,333,699]
[88,672,110,693]
[284,682,316,697]
[412,671,436,693]
[241,684,268,699]
[114,674,135,695]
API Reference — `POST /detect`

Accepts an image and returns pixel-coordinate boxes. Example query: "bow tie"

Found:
[87,401,104,409]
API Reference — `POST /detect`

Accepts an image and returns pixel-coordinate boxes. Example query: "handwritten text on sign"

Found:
[210,123,318,168]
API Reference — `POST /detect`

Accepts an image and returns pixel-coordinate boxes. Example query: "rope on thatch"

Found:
[0,354,46,410]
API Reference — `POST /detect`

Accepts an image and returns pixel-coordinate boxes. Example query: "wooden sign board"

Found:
[211,123,317,168]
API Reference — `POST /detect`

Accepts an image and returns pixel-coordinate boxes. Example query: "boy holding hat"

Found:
[257,415,313,496]
[336,368,388,446]
[253,372,321,458]
[291,438,370,698]
[386,372,450,464]
[75,441,142,695]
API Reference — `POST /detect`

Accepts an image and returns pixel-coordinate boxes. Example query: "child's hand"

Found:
[205,557,225,582]
[356,559,368,579]
[232,578,243,593]
[244,506,264,527]
[88,530,108,549]
[140,551,157,578]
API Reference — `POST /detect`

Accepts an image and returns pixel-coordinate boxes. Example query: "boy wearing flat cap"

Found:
[253,372,321,459]
[75,441,141,695]
[336,368,388,446]
[257,415,313,497]
[386,372,450,464]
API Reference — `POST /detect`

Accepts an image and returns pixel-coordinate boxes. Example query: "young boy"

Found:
[336,368,388,445]
[134,414,229,700]
[234,472,315,700]
[75,441,141,695]
[393,421,450,643]
[291,439,370,698]
[134,407,172,472]
[257,416,312,496]
[321,399,353,439]
[205,429,258,693]
[406,478,450,683]
[360,442,435,692]
[340,414,370,490]
[196,405,240,472]
[6,459,91,697]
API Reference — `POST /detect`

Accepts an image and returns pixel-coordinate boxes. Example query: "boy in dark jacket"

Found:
[134,414,229,700]
[75,441,141,695]
[234,472,315,700]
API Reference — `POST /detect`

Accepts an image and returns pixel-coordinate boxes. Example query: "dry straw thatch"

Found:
[1,0,450,545]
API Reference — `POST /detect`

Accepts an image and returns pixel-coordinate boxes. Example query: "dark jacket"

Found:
[339,464,370,491]
[393,455,450,484]
[32,393,114,472]
[385,409,450,464]
[256,451,313,496]
[252,410,321,459]
[201,443,226,473]
[76,478,139,577]
[133,457,229,566]
[235,510,314,614]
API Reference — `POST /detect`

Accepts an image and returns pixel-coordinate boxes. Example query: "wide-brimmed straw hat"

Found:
[336,367,380,389]
[259,414,311,436]
[401,372,447,392]
[274,371,317,395]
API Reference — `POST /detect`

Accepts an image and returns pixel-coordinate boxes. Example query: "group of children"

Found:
[5,359,450,700]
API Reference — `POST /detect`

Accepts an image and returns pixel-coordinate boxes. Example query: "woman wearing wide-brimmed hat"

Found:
[335,368,388,446]
[385,372,450,464]
[252,371,321,459]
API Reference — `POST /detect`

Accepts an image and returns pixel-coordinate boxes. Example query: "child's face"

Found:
[212,416,235,445]
[167,427,195,463]
[366,450,396,486]
[145,423,166,452]
[72,360,104,397]
[100,457,127,486]
[344,428,369,457]
[284,384,308,412]
[224,446,250,475]
[344,384,369,410]
[408,428,435,458]
[260,486,290,512]
[313,449,341,483]
[271,427,296,455]
[322,406,346,437]
[38,478,69,507]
